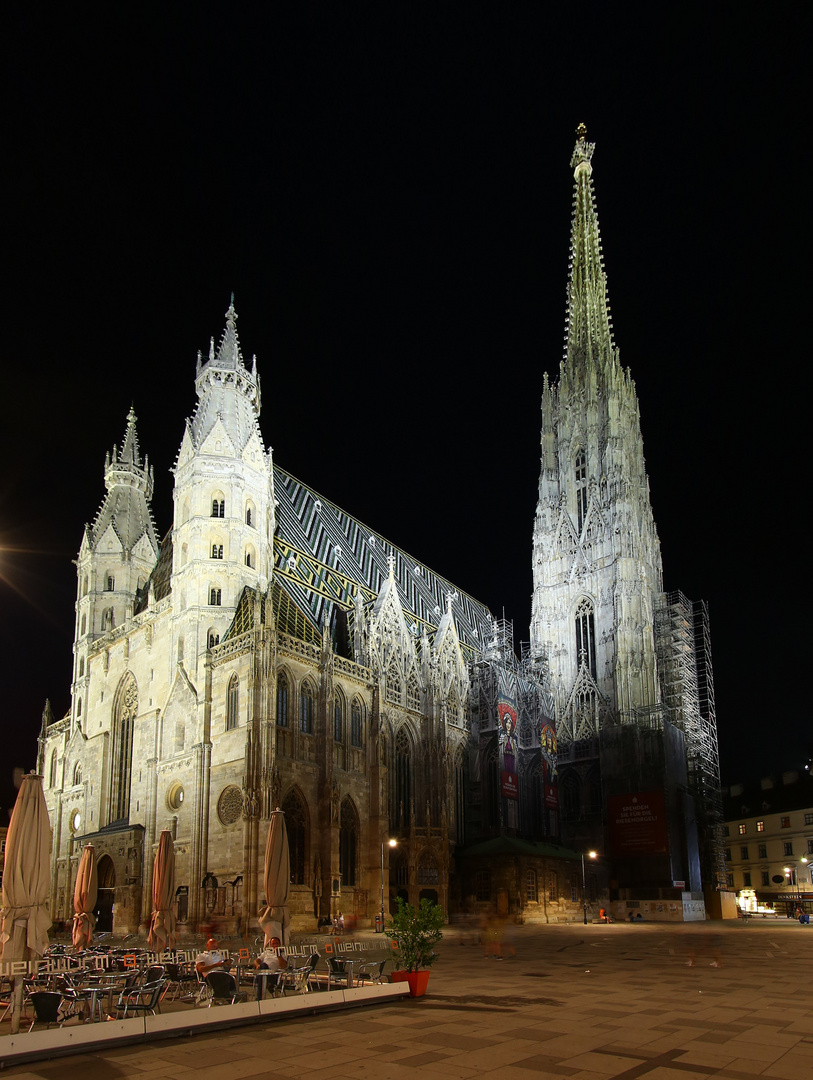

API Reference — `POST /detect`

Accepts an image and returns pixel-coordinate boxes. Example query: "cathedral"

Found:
[38,127,725,934]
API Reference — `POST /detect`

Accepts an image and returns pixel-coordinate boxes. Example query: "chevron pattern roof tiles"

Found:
[273,465,493,655]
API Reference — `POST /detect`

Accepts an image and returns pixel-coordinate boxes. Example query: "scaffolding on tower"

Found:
[654,591,726,891]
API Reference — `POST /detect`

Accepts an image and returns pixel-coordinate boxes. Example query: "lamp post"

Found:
[380,838,397,931]
[581,850,597,925]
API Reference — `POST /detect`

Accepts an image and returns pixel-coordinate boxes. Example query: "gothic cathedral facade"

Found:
[39,128,723,934]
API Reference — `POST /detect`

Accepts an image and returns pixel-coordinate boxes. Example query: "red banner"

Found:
[608,790,668,856]
[544,783,558,809]
[501,771,518,799]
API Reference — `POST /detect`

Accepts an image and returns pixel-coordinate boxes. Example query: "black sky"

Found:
[3,3,809,819]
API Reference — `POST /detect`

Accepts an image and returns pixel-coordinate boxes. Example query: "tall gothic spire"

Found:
[563,124,616,376]
[90,408,158,554]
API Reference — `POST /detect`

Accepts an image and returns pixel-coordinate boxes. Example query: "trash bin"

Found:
[375,913,384,933]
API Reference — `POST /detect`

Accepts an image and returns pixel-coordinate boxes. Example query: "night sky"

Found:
[3,4,808,820]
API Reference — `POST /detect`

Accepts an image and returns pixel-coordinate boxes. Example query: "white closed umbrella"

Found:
[258,809,291,946]
[0,773,51,1034]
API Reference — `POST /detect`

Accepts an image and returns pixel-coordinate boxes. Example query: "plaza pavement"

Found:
[2,918,811,1080]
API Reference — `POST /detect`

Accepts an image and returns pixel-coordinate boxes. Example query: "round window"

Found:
[70,809,81,833]
[167,783,185,811]
[217,785,243,826]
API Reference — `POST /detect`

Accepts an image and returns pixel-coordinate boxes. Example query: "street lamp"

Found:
[380,838,397,931]
[581,850,597,925]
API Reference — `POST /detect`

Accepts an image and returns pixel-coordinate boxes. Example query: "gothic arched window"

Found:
[110,673,138,822]
[277,673,289,727]
[575,448,588,533]
[393,727,413,827]
[226,673,239,731]
[385,662,401,704]
[574,597,597,679]
[334,690,345,742]
[300,682,314,734]
[350,698,363,747]
[407,672,420,713]
[210,587,222,606]
[211,543,224,560]
[339,797,359,886]
[49,750,57,788]
[282,790,307,885]
[73,762,82,787]
[454,747,467,846]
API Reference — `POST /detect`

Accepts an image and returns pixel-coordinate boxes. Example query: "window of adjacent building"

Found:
[526,870,538,904]
[740,846,748,860]
[226,674,239,731]
[574,597,597,679]
[743,872,751,887]
[761,871,770,886]
[209,587,222,606]
[723,825,730,837]
[575,448,588,533]
[738,824,747,835]
[724,848,731,861]
[781,816,791,828]
[547,870,558,903]
[783,842,793,856]
[300,683,314,734]
[805,813,813,826]
[276,673,288,727]
[806,838,813,855]
[757,820,765,832]
[758,844,767,858]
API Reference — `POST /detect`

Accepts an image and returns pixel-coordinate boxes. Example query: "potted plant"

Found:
[386,897,444,997]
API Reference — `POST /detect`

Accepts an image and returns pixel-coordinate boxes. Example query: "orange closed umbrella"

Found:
[258,809,291,946]
[72,844,97,950]
[147,830,177,952]
[0,773,51,1033]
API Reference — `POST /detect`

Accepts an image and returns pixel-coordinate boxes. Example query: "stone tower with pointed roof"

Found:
[73,407,159,732]
[171,300,275,680]
[531,126,663,745]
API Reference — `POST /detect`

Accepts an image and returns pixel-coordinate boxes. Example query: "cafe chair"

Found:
[288,952,320,993]
[116,979,166,1019]
[27,991,66,1032]
[356,959,388,985]
[326,956,353,991]
[205,970,247,1006]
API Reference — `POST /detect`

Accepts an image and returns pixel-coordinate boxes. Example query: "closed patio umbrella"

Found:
[72,843,97,951]
[258,808,291,946]
[147,830,177,952]
[0,772,51,1034]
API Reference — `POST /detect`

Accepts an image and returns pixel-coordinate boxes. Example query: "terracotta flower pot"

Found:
[392,970,431,997]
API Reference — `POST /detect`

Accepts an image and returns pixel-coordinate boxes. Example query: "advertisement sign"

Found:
[608,789,668,856]
[501,771,518,799]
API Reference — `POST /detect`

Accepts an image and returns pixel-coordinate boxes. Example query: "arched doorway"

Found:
[419,888,439,905]
[96,855,115,932]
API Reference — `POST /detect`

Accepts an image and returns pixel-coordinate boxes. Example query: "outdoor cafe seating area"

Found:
[1,938,396,1034]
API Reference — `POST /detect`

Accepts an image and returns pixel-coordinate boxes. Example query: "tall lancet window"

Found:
[393,727,412,829]
[575,449,588,533]
[575,597,597,679]
[226,673,239,730]
[110,673,138,822]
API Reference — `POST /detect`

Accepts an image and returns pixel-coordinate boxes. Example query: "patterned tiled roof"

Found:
[272,465,495,655]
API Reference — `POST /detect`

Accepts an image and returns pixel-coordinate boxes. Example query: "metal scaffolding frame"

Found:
[654,591,726,890]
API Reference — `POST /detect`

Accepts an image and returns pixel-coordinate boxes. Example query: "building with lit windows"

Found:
[723,771,813,916]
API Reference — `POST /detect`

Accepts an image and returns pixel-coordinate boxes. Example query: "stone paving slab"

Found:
[2,920,812,1079]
